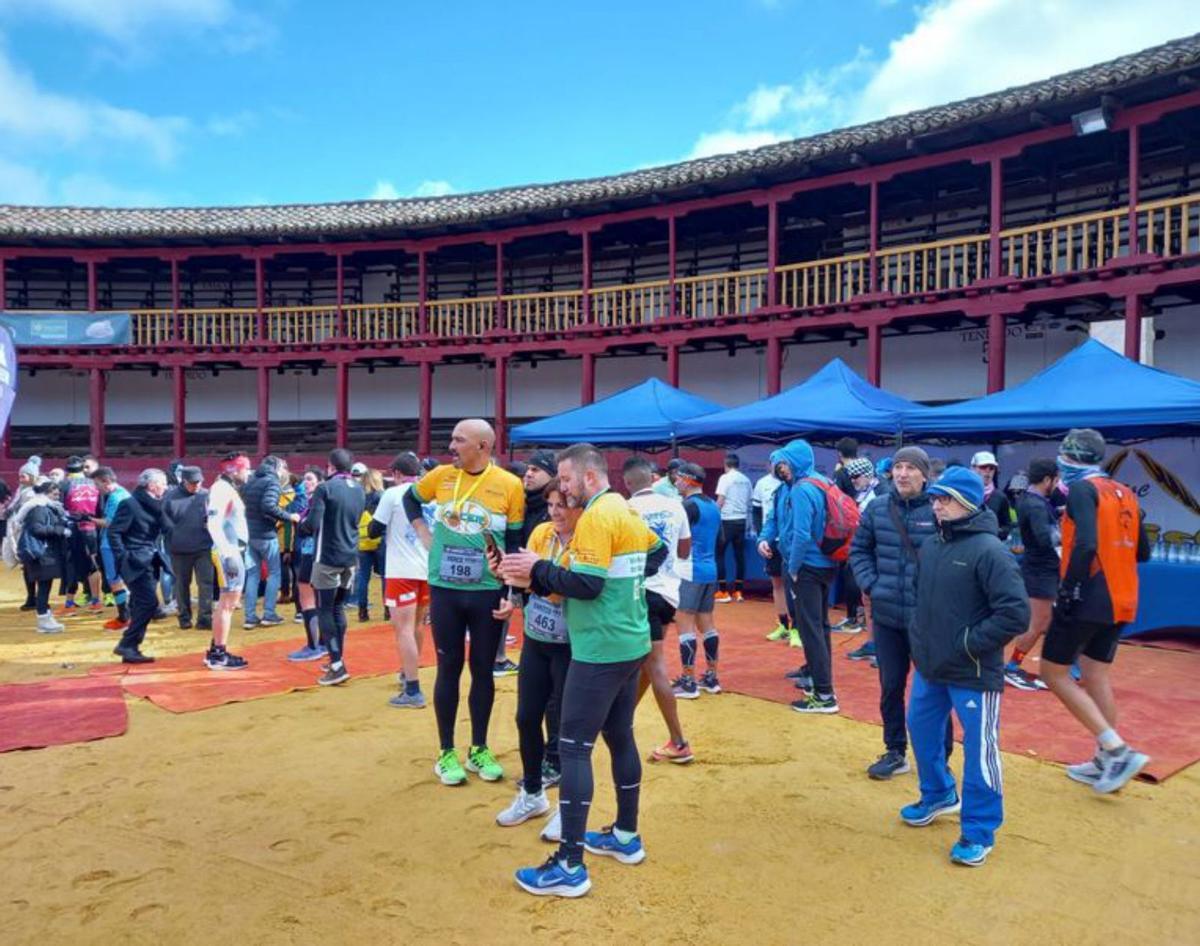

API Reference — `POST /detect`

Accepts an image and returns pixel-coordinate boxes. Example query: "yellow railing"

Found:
[590,280,670,327]
[426,296,495,337]
[676,268,769,319]
[878,235,989,296]
[131,309,174,346]
[1138,193,1200,259]
[504,289,582,334]
[778,254,870,309]
[179,308,257,346]
[266,305,337,344]
[346,302,419,341]
[1000,207,1126,279]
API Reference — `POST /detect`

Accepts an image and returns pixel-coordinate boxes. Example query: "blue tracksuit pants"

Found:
[907,671,1004,847]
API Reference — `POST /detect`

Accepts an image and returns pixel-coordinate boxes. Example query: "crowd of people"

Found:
[0,421,1154,893]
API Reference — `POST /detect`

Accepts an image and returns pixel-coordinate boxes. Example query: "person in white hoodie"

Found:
[17,479,72,633]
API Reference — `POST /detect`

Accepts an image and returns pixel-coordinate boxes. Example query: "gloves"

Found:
[1056,580,1083,617]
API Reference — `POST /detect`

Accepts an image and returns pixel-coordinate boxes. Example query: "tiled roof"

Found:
[2,33,1199,243]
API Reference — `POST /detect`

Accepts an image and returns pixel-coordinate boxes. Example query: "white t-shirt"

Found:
[373,482,433,581]
[629,489,692,608]
[753,473,783,522]
[716,469,752,522]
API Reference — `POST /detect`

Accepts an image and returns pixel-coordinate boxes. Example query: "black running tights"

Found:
[317,586,349,664]
[429,586,504,751]
[516,636,571,794]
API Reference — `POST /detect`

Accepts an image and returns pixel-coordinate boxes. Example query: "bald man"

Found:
[405,418,526,786]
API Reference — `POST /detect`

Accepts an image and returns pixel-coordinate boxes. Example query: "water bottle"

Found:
[1167,542,1179,564]
[1151,537,1164,561]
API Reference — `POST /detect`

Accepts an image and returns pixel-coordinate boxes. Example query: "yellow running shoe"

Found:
[765,623,789,642]
[788,627,803,648]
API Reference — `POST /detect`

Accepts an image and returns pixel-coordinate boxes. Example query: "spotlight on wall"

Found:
[1071,105,1112,136]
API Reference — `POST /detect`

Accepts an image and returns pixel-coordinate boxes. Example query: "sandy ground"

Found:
[1,571,1198,945]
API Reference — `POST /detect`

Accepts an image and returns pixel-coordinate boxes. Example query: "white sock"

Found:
[1098,728,1124,752]
[612,826,636,844]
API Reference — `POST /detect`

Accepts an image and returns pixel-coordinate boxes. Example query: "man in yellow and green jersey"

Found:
[501,442,666,899]
[403,418,524,787]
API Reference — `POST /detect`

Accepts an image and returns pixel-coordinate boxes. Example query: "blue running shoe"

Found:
[900,790,961,826]
[1069,662,1082,681]
[514,856,591,898]
[584,825,646,865]
[950,838,993,866]
[287,645,328,662]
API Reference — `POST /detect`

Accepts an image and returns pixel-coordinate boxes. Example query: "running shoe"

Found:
[1003,665,1048,691]
[650,740,694,764]
[292,612,304,624]
[787,627,802,648]
[86,600,105,614]
[103,618,130,632]
[388,690,426,709]
[103,593,116,607]
[54,602,81,619]
[791,694,839,714]
[783,663,810,680]
[287,644,327,662]
[204,649,249,671]
[765,623,789,642]
[161,600,179,616]
[867,750,911,780]
[671,675,699,700]
[732,591,745,603]
[493,658,519,677]
[949,838,992,867]
[1093,747,1150,794]
[714,591,732,604]
[848,640,876,661]
[466,745,504,782]
[900,790,961,826]
[318,664,350,686]
[541,806,562,842]
[514,856,591,898]
[243,616,261,629]
[1065,756,1102,786]
[831,617,854,631]
[496,787,551,826]
[698,670,722,694]
[584,825,646,865]
[259,615,285,627]
[434,749,467,786]
[36,613,66,634]
[791,671,814,691]
[541,760,562,788]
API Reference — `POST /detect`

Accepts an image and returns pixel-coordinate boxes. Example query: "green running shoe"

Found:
[766,623,789,642]
[434,749,467,786]
[466,745,504,782]
[787,627,803,648]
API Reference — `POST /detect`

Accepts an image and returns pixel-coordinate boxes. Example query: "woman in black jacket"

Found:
[23,481,72,634]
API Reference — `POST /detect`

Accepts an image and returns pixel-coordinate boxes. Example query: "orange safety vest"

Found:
[1060,477,1140,623]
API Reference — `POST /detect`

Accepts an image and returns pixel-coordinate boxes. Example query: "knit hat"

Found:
[927,466,984,511]
[875,457,894,477]
[19,455,41,479]
[844,457,874,479]
[527,450,558,477]
[1059,428,1106,465]
[66,455,85,473]
[892,446,931,479]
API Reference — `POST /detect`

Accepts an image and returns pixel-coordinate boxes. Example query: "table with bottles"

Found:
[1123,540,1200,638]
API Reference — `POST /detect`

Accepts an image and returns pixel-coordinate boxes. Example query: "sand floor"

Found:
[0,571,1198,945]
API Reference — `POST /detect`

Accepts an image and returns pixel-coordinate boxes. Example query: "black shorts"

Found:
[71,530,100,577]
[764,540,783,578]
[1042,612,1122,665]
[646,590,675,643]
[296,552,315,585]
[1021,565,1058,601]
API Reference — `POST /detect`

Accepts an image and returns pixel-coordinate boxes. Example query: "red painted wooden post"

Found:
[256,366,270,457]
[89,367,106,458]
[494,355,508,453]
[335,251,346,338]
[335,361,349,449]
[173,365,187,458]
[1124,292,1142,361]
[667,215,677,319]
[170,258,181,341]
[666,343,680,387]
[417,250,428,336]
[868,181,879,293]
[766,200,779,307]
[581,231,592,325]
[581,352,596,405]
[867,323,882,386]
[766,336,782,396]
[986,311,1007,393]
[86,259,97,312]
[418,361,433,454]
[255,256,266,340]
[989,157,1003,278]
[1128,123,1141,255]
[495,241,506,332]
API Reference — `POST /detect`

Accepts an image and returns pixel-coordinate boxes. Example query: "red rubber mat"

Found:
[0,675,129,752]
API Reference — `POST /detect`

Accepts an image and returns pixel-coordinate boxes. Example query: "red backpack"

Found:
[801,477,861,562]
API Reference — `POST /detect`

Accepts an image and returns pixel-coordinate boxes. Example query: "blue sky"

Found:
[1,0,1198,208]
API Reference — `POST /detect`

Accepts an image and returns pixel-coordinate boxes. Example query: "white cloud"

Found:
[685,1,1200,160]
[55,172,167,207]
[371,179,456,200]
[206,109,256,137]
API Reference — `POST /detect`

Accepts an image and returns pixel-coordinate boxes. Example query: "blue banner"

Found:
[0,311,131,347]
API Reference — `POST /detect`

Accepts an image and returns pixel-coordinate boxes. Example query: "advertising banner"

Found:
[0,311,131,347]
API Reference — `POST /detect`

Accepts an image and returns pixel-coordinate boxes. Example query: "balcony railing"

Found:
[70,192,1200,350]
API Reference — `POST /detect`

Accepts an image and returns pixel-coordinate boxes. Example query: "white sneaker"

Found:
[161,600,179,616]
[1065,756,1102,785]
[540,805,562,842]
[1093,747,1150,794]
[497,788,550,827]
[36,613,65,634]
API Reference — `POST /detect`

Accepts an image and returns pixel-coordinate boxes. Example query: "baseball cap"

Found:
[970,451,998,468]
[180,466,203,485]
[351,462,368,476]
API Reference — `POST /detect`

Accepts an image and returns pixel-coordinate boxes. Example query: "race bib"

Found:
[525,594,568,643]
[439,545,486,584]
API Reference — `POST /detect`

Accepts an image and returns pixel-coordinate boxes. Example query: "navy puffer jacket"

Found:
[848,490,938,630]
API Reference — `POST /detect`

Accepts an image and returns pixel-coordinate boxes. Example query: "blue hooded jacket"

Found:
[780,439,834,573]
[759,450,792,556]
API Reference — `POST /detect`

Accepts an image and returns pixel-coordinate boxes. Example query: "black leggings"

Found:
[557,656,645,868]
[429,585,504,751]
[317,586,349,664]
[35,578,53,615]
[516,636,571,794]
[717,520,747,591]
[23,569,36,606]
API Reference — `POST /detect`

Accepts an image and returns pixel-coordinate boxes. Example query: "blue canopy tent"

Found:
[509,377,724,446]
[675,358,930,444]
[901,339,1200,441]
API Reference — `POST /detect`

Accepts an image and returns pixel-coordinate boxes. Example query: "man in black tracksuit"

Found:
[302,448,365,686]
[241,456,297,628]
[161,466,213,630]
[108,469,170,663]
[901,467,1028,868]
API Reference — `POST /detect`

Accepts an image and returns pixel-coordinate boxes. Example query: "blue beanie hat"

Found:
[875,457,894,476]
[927,466,984,511]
